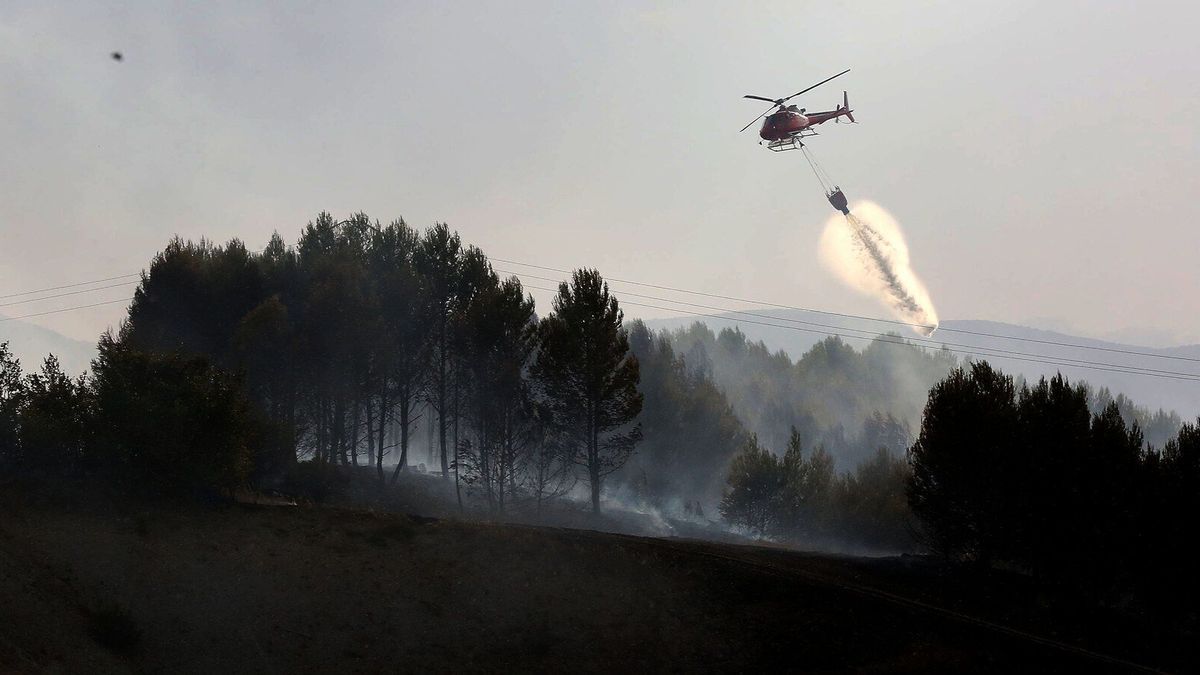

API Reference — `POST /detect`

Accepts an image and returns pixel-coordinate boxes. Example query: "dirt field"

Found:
[0,488,1183,673]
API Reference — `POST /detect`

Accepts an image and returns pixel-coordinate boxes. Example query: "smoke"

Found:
[818,201,939,336]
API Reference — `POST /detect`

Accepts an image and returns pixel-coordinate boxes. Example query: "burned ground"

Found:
[0,484,1186,673]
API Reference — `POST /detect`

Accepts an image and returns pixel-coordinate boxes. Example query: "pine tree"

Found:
[0,343,24,466]
[534,269,642,514]
[907,361,1018,562]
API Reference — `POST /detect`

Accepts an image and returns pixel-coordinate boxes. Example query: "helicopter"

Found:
[740,69,855,152]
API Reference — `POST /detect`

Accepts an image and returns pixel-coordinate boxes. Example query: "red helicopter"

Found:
[740,69,855,152]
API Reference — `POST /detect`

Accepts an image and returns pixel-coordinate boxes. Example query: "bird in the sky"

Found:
[111,51,122,61]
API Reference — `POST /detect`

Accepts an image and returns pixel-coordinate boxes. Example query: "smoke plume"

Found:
[818,201,939,336]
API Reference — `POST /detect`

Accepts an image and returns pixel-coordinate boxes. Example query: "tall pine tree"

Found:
[535,269,642,514]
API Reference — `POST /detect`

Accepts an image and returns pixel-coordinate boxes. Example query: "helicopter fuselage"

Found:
[759,105,851,141]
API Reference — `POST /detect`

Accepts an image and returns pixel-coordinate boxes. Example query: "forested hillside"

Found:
[660,321,1185,467]
[667,322,952,470]
[3,212,1191,561]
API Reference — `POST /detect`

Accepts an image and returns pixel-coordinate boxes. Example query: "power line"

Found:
[3,252,1197,371]
[0,281,138,308]
[513,280,1200,383]
[0,273,140,300]
[2,276,1193,383]
[0,297,133,323]
[497,268,1199,380]
[493,257,1200,365]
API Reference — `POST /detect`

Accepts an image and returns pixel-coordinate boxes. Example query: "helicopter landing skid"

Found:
[764,137,803,152]
[762,130,817,152]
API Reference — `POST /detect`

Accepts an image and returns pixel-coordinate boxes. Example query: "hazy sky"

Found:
[2,1,1198,346]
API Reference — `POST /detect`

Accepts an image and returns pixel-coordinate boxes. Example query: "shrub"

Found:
[88,333,261,495]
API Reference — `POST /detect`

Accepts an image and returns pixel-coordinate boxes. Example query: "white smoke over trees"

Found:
[818,201,939,336]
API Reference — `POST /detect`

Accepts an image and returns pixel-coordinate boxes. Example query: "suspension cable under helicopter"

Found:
[801,144,835,194]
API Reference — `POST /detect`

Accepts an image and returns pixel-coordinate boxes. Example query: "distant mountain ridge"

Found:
[0,317,96,376]
[642,312,1200,420]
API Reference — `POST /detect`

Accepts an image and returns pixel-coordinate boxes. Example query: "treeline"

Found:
[1086,386,1182,449]
[669,322,1186,468]
[669,323,949,470]
[6,209,1193,571]
[0,213,776,521]
[0,344,269,495]
[717,428,911,552]
[908,362,1200,602]
[1,214,647,514]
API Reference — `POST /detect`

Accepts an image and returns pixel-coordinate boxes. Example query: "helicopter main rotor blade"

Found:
[739,103,778,133]
[779,68,850,104]
[743,95,780,103]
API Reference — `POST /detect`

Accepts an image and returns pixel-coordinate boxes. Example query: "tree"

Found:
[527,425,576,517]
[0,342,24,467]
[719,435,783,535]
[907,361,1018,562]
[618,321,747,509]
[1159,419,1200,600]
[447,246,499,507]
[416,224,464,479]
[778,428,808,533]
[1014,374,1092,574]
[458,277,539,512]
[1083,401,1145,588]
[534,269,643,514]
[89,332,264,494]
[368,220,430,485]
[835,448,912,551]
[17,355,88,474]
[293,213,375,466]
[235,294,297,475]
[125,237,264,364]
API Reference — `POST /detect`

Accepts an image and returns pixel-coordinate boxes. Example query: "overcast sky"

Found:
[2,1,1198,346]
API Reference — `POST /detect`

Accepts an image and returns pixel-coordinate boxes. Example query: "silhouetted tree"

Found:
[835,448,911,551]
[1014,374,1092,574]
[458,277,538,512]
[907,361,1018,562]
[772,428,837,540]
[448,247,499,507]
[534,269,642,514]
[89,332,264,494]
[16,356,88,474]
[235,294,296,475]
[1158,419,1200,600]
[416,224,464,480]
[368,220,430,485]
[1083,401,1144,589]
[0,342,25,467]
[125,237,264,364]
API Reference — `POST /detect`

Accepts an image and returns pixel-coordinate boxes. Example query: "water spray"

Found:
[800,146,938,336]
[819,201,939,336]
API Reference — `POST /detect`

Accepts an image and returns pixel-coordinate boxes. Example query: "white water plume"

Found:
[818,201,939,336]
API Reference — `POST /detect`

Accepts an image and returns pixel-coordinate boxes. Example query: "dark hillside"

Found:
[0,488,1186,673]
